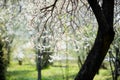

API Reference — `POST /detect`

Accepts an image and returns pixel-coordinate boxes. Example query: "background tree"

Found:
[0,0,22,79]
[0,36,7,80]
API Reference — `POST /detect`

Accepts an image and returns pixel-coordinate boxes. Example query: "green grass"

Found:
[94,69,112,80]
[7,61,79,80]
[7,61,116,80]
[7,62,37,80]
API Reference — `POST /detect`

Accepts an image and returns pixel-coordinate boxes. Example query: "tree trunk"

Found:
[75,0,115,80]
[0,39,6,80]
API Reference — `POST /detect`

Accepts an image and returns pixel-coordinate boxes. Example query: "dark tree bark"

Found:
[75,0,115,80]
[0,39,6,80]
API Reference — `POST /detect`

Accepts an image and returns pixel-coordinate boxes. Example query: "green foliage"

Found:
[0,36,8,80]
[41,52,53,69]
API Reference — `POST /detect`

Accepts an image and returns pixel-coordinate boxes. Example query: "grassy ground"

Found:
[7,61,115,80]
[7,61,79,80]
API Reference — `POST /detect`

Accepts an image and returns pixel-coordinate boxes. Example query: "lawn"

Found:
[7,61,79,80]
[6,61,115,80]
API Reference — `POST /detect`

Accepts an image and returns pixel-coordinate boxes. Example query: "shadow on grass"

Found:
[7,70,37,80]
[42,73,76,80]
[7,70,34,75]
[7,70,76,80]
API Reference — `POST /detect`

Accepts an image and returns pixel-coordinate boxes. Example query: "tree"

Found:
[75,0,115,79]
[0,37,7,80]
[2,0,116,79]
[39,0,115,79]
[0,0,22,79]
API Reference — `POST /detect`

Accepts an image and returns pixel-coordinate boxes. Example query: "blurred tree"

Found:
[0,36,7,80]
[0,0,22,79]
